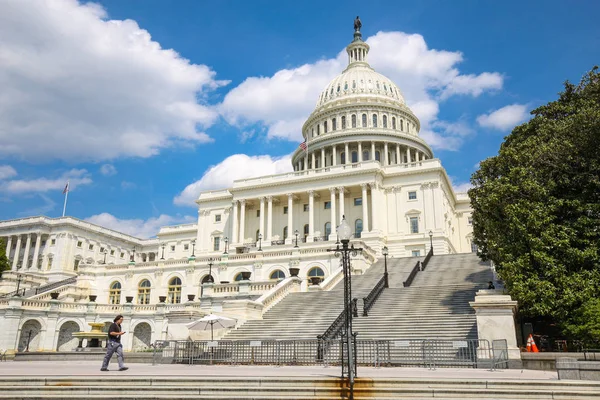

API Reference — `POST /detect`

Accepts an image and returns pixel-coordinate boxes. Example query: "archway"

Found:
[18,320,42,352]
[56,321,80,351]
[132,322,152,350]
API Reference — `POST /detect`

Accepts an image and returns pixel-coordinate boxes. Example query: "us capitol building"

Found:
[0,26,476,354]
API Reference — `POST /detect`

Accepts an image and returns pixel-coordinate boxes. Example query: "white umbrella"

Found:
[186,314,236,341]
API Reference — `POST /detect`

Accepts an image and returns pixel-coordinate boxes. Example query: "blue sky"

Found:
[0,0,598,237]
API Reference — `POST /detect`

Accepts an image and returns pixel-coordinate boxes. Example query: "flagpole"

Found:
[62,181,69,217]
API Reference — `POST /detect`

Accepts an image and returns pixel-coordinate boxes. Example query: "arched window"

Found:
[372,114,378,127]
[234,272,248,281]
[324,121,328,133]
[363,150,369,161]
[332,118,337,131]
[362,114,367,127]
[270,270,286,280]
[201,275,214,284]
[344,82,348,90]
[109,281,121,305]
[283,226,288,240]
[375,151,381,161]
[341,152,346,164]
[383,115,388,128]
[324,222,331,237]
[351,115,357,128]
[355,219,363,238]
[351,151,358,163]
[137,279,151,305]
[317,125,321,135]
[400,120,404,131]
[341,116,346,129]
[307,267,325,283]
[392,117,396,129]
[352,80,356,89]
[168,277,182,304]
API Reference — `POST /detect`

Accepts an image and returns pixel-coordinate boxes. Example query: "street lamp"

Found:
[206,258,214,283]
[191,240,196,257]
[258,233,263,251]
[160,243,165,260]
[382,246,389,288]
[294,230,299,248]
[223,237,229,254]
[130,247,136,263]
[327,215,361,398]
[15,274,23,297]
[428,230,433,255]
[102,249,108,264]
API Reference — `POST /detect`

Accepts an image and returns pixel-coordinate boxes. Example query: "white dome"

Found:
[316,65,405,108]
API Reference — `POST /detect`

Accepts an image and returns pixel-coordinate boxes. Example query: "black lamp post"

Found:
[130,247,136,263]
[294,230,299,248]
[191,240,196,257]
[258,233,262,251]
[428,230,434,255]
[327,215,361,399]
[224,237,229,254]
[206,258,214,283]
[15,274,23,297]
[103,250,108,264]
[382,246,389,288]
[160,244,165,260]
[25,330,32,352]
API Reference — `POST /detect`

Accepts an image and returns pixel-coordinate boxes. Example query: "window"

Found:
[283,226,288,240]
[88,244,94,250]
[213,237,220,252]
[372,114,378,127]
[355,219,363,238]
[400,120,404,131]
[362,114,367,127]
[303,204,309,212]
[471,242,478,253]
[317,125,320,135]
[324,121,328,133]
[73,259,80,272]
[184,244,189,251]
[283,206,288,214]
[110,250,115,256]
[51,239,56,246]
[363,150,369,161]
[351,151,358,163]
[408,191,417,200]
[270,270,286,280]
[410,217,419,234]
[77,241,82,248]
[138,279,151,304]
[100,247,105,253]
[120,252,124,258]
[109,281,121,304]
[168,277,182,304]
[412,250,421,257]
[468,216,473,225]
[324,201,331,209]
[341,152,346,164]
[392,117,396,129]
[201,275,214,284]
[324,222,331,237]
[215,214,221,222]
[170,245,175,252]
[354,198,362,206]
[304,224,309,237]
[256,210,260,217]
[342,116,346,129]
[332,118,336,131]
[383,115,388,128]
[234,272,248,281]
[351,115,357,128]
[41,241,46,247]
[307,267,325,283]
[375,151,381,161]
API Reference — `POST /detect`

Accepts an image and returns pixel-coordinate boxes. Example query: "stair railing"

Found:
[421,247,434,271]
[362,274,386,317]
[1,276,78,298]
[403,261,421,287]
[316,298,358,361]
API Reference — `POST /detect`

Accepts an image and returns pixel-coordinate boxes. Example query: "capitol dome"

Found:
[291,25,432,172]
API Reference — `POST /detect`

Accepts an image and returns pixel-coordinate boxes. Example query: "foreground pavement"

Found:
[0,360,558,380]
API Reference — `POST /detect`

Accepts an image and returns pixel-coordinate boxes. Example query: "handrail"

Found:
[0,276,77,298]
[318,298,358,342]
[421,248,433,271]
[362,274,386,317]
[403,261,421,287]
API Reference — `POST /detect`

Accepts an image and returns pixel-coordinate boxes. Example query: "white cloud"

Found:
[0,169,92,194]
[121,181,137,190]
[477,104,530,131]
[219,31,503,150]
[0,165,17,180]
[449,176,473,194]
[85,212,194,239]
[18,194,57,216]
[0,0,228,163]
[100,164,117,176]
[174,154,293,206]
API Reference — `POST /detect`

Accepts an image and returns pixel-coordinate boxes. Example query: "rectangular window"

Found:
[324,121,328,133]
[76,241,82,248]
[412,250,421,257]
[120,252,124,258]
[41,240,46,247]
[184,244,189,251]
[170,245,175,252]
[410,217,419,234]
[471,242,478,253]
[283,206,288,214]
[362,114,367,127]
[342,116,346,129]
[73,259,80,272]
[408,191,417,200]
[332,118,337,131]
[303,204,309,212]
[354,198,362,206]
[110,250,115,256]
[468,216,473,225]
[352,115,356,128]
[100,247,105,253]
[256,210,260,217]
[88,244,94,250]
[215,214,221,222]
[213,237,220,251]
[51,239,56,246]
[324,201,331,209]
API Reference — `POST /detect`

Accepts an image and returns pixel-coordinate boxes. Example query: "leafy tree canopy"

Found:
[469,66,600,340]
[0,238,10,277]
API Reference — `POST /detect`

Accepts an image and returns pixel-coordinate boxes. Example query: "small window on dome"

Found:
[372,114,378,128]
[352,115,357,128]
[341,116,346,129]
[384,84,387,91]
[332,118,337,131]
[383,115,388,128]
[362,114,367,127]
[337,85,340,93]
[317,125,321,135]
[324,121,328,133]
[344,82,348,90]
[352,81,356,89]
[401,120,404,131]
[376,82,380,89]
[330,87,333,95]
[392,117,396,130]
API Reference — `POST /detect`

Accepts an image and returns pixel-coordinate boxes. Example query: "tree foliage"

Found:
[469,67,600,339]
[0,238,10,277]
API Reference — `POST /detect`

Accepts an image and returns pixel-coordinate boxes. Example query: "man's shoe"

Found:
[119,367,129,371]
[100,368,108,371]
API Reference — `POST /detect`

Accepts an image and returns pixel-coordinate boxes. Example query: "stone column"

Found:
[406,147,411,163]
[32,233,42,270]
[5,237,12,262]
[231,200,239,244]
[12,235,22,271]
[338,187,345,221]
[286,193,293,245]
[371,142,375,161]
[358,142,363,162]
[304,153,308,171]
[370,183,379,233]
[22,234,32,270]
[344,143,349,164]
[197,209,205,253]
[396,144,401,165]
[321,148,325,168]
[332,145,337,166]
[266,196,273,243]
[239,200,246,244]
[361,183,370,232]
[311,153,316,169]
[308,190,315,240]
[259,197,265,240]
[329,188,336,240]
[384,142,389,166]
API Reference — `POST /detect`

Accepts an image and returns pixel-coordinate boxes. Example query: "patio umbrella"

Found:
[186,314,236,341]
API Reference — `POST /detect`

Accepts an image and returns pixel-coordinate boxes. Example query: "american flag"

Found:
[62,182,69,194]
[299,141,307,152]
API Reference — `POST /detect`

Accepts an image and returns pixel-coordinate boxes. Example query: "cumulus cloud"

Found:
[220,31,503,150]
[449,176,473,194]
[174,154,293,206]
[86,212,195,239]
[477,104,530,131]
[0,0,228,163]
[100,164,117,176]
[0,169,92,194]
[0,165,17,180]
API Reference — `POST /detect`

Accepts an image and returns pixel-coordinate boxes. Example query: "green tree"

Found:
[469,67,600,340]
[0,238,10,277]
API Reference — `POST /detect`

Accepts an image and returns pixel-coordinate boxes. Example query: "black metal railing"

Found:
[0,276,77,298]
[421,247,433,271]
[318,298,358,342]
[403,260,422,287]
[362,275,386,317]
[270,240,285,246]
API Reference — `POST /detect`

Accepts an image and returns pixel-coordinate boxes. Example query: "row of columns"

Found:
[4,233,44,271]
[228,184,376,246]
[295,142,428,171]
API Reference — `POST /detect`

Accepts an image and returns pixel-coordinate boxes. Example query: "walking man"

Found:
[101,314,128,371]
